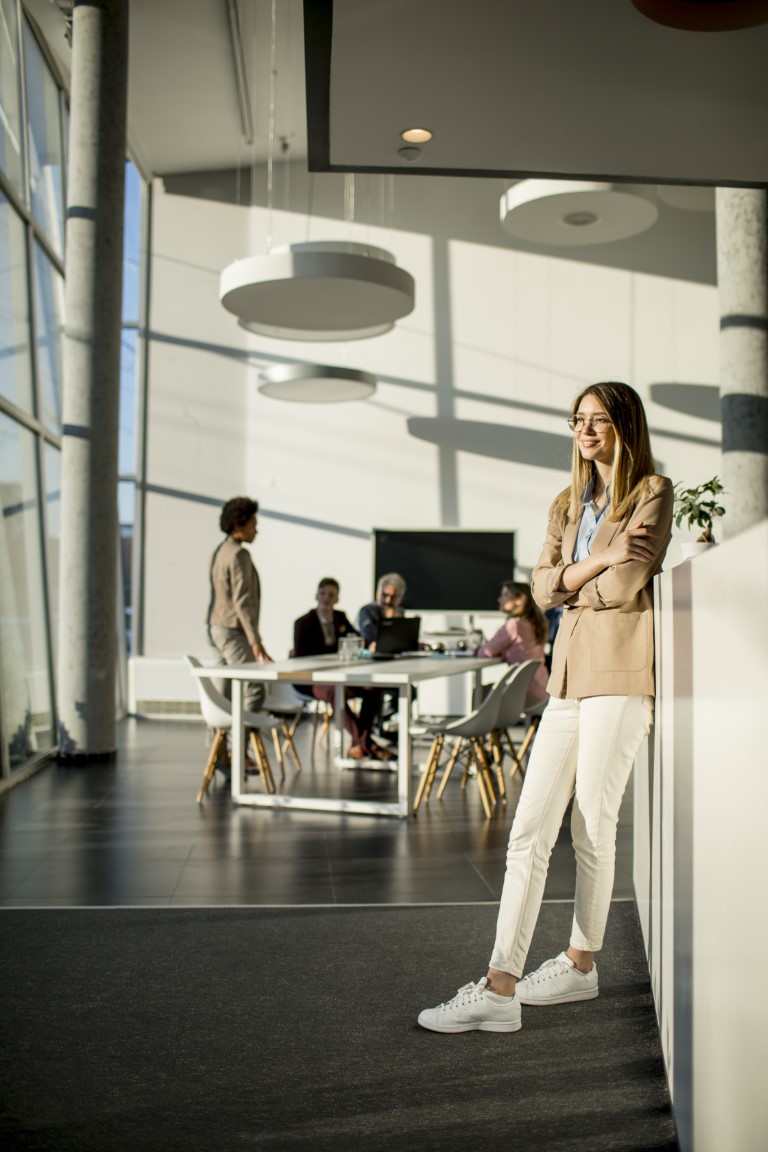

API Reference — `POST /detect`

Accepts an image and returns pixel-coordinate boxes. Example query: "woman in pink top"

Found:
[476,582,549,702]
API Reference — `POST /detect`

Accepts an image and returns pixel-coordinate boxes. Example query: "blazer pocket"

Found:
[590,611,649,673]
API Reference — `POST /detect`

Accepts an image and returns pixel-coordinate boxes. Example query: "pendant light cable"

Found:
[266,0,277,252]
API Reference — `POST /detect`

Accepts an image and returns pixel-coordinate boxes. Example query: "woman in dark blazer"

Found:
[292,578,386,761]
[419,381,673,1034]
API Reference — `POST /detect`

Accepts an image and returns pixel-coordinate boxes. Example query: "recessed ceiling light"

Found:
[401,128,433,144]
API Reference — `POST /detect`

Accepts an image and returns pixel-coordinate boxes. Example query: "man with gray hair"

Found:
[356,572,407,648]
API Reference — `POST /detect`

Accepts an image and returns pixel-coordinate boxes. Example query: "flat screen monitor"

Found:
[373,530,516,613]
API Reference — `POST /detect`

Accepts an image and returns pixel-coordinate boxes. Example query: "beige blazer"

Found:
[532,475,673,699]
[206,536,262,646]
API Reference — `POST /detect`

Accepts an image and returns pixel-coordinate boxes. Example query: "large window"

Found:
[118,161,148,658]
[0,0,24,197]
[32,240,64,432]
[0,192,33,412]
[0,7,148,776]
[0,414,54,767]
[23,19,65,255]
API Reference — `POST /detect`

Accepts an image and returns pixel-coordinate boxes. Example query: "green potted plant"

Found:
[673,475,726,557]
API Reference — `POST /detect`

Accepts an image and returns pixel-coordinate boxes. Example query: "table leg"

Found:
[334,684,345,758]
[472,667,484,708]
[398,684,412,816]
[231,678,244,801]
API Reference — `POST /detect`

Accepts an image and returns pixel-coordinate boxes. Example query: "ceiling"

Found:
[32,0,768,186]
[307,0,768,186]
[27,0,768,287]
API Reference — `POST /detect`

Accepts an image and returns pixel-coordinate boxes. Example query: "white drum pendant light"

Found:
[500,180,658,246]
[220,241,415,341]
[257,363,377,403]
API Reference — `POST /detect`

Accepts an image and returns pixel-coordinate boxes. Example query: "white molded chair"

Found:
[515,697,548,771]
[487,661,542,794]
[413,663,529,818]
[260,680,306,772]
[185,656,281,803]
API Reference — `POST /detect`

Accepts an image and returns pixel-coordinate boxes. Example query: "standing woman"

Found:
[476,581,550,703]
[419,381,673,1033]
[207,496,272,714]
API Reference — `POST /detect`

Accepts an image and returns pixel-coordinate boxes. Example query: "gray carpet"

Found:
[0,902,677,1151]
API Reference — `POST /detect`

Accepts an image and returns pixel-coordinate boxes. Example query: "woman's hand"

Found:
[252,643,273,664]
[603,522,657,567]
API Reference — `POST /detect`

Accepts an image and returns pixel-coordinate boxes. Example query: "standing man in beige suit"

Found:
[206,496,272,714]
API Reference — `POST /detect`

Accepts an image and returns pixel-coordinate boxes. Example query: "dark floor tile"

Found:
[9,858,187,902]
[0,717,635,908]
[172,859,335,903]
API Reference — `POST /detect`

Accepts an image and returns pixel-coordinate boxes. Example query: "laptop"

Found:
[374,615,421,657]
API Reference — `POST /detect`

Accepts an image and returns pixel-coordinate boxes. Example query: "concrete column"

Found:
[57,1,128,761]
[715,188,768,539]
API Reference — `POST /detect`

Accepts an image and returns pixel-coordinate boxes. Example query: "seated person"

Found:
[476,580,550,704]
[357,572,406,649]
[292,577,389,762]
[357,572,410,737]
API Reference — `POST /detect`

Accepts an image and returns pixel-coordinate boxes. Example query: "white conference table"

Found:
[192,653,500,818]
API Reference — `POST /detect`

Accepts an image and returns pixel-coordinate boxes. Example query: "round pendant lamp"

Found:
[656,184,715,212]
[500,180,659,246]
[220,241,415,341]
[257,363,377,403]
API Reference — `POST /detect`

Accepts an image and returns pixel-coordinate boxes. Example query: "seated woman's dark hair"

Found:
[220,496,259,535]
[501,580,549,646]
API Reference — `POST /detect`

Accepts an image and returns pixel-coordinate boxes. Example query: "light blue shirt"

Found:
[573,479,610,561]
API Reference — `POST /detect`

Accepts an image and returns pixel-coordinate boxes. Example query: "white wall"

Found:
[635,523,768,1152]
[142,177,721,672]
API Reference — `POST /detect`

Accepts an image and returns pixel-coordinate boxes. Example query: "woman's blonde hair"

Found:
[552,381,656,523]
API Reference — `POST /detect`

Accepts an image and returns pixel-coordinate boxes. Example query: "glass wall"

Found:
[23,19,65,255]
[0,192,33,412]
[0,4,149,775]
[118,161,147,659]
[0,414,54,765]
[0,0,24,197]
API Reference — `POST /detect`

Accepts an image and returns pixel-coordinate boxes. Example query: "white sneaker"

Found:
[515,952,598,1005]
[418,978,522,1033]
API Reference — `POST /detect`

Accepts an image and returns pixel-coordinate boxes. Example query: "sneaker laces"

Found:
[523,957,570,985]
[442,977,488,1007]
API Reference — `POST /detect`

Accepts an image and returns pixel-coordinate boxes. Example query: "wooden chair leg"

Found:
[413,734,444,814]
[490,731,507,802]
[423,734,445,802]
[281,717,302,771]
[475,742,497,818]
[316,704,332,747]
[469,740,495,819]
[436,736,464,799]
[271,727,285,777]
[502,729,525,781]
[197,728,226,803]
[517,716,540,769]
[249,730,276,794]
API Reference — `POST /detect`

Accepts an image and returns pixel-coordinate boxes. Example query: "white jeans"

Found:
[489,693,653,977]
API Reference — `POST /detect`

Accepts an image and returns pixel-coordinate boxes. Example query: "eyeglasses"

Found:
[567,415,612,433]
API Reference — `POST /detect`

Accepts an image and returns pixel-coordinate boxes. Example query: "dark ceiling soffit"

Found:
[302,0,768,190]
